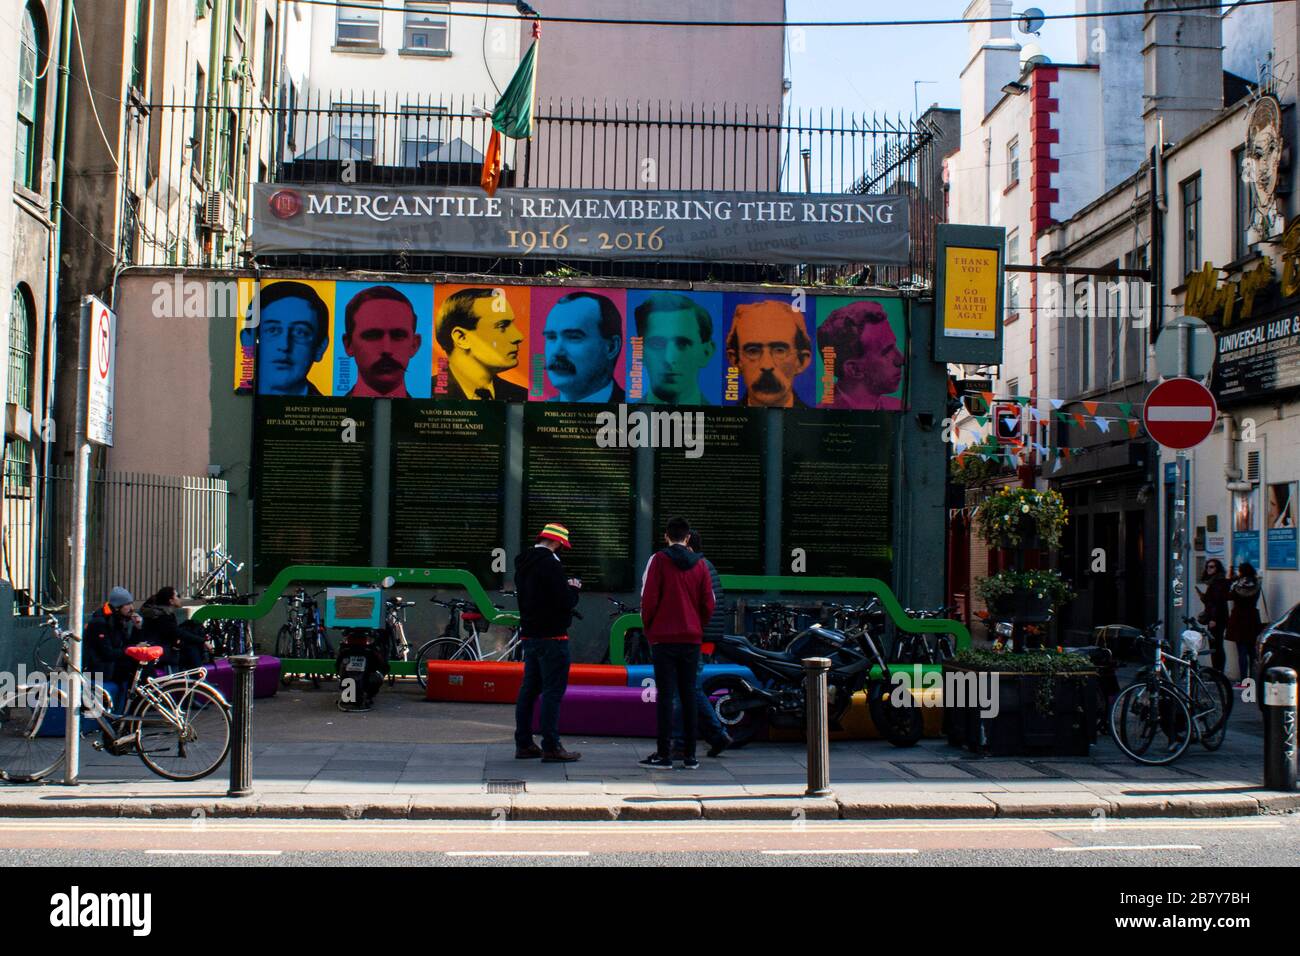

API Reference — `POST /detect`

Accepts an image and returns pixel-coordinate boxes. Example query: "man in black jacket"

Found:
[513,522,582,762]
[83,586,142,685]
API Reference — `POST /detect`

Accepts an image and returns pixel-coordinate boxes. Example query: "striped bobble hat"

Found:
[537,522,571,549]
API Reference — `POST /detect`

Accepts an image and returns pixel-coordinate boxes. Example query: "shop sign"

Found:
[1213,310,1300,404]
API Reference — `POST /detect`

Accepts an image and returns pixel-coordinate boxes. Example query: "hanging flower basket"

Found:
[974,486,1068,550]
[974,569,1075,622]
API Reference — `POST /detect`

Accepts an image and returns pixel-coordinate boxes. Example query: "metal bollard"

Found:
[227,655,256,798]
[1264,666,1297,792]
[803,657,832,798]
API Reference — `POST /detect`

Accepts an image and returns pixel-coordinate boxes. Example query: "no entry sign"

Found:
[1143,378,1217,450]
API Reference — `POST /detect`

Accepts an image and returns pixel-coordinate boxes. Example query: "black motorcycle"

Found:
[336,626,389,712]
[705,613,925,747]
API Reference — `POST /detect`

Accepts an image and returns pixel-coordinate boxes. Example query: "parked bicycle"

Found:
[1109,623,1233,765]
[890,605,957,664]
[0,628,231,782]
[605,597,647,664]
[415,593,522,686]
[275,588,329,659]
[381,594,416,663]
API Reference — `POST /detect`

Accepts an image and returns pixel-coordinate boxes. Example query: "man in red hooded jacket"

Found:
[638,516,715,770]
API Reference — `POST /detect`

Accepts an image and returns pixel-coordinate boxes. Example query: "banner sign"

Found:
[235,278,908,411]
[1213,311,1300,405]
[252,184,911,265]
[933,223,1005,365]
[1267,481,1298,570]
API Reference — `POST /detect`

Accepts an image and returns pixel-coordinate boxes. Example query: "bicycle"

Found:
[275,588,329,660]
[605,597,647,664]
[415,594,523,686]
[891,605,957,664]
[381,595,416,663]
[0,629,231,782]
[1109,626,1233,765]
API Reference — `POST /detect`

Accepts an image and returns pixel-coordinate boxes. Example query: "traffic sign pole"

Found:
[64,298,91,784]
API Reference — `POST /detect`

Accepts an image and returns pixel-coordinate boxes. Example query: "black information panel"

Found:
[653,409,765,574]
[1214,312,1300,405]
[389,401,506,583]
[781,409,894,579]
[522,404,635,590]
[254,398,373,583]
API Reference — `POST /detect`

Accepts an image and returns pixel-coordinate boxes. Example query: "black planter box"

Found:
[943,664,1098,757]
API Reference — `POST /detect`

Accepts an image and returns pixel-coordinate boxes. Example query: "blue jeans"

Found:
[515,639,571,752]
[671,654,724,747]
[652,643,700,759]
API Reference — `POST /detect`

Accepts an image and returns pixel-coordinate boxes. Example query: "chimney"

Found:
[962,0,1022,119]
[1143,0,1225,153]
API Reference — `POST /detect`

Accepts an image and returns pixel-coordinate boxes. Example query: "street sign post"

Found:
[1154,315,1216,381]
[86,297,115,447]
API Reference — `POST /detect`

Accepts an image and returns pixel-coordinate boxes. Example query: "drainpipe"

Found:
[37,0,77,608]
[220,0,238,264]
[203,0,224,264]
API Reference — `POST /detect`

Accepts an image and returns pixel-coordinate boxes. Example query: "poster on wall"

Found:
[331,281,433,398]
[780,409,894,578]
[528,287,628,403]
[521,404,635,590]
[721,292,816,408]
[812,296,907,411]
[389,401,506,583]
[1267,481,1298,570]
[236,278,338,396]
[653,409,765,574]
[432,284,531,401]
[253,398,373,583]
[625,290,724,406]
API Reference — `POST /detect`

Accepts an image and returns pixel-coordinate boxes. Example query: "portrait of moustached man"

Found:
[241,280,332,396]
[339,284,424,399]
[541,291,626,403]
[725,299,813,408]
[435,287,528,401]
[815,299,905,411]
[631,292,719,406]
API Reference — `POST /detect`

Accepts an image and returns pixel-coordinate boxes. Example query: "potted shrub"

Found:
[974,569,1075,624]
[974,486,1068,549]
[943,647,1100,756]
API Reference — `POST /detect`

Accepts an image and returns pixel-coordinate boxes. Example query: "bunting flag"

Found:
[481,25,541,196]
[1117,402,1133,418]
[1050,398,1065,410]
[1083,401,1100,417]
[1052,455,1064,474]
[1128,420,1141,439]
[1029,407,1042,423]
[1072,413,1087,430]
[948,377,958,399]
[1095,417,1110,434]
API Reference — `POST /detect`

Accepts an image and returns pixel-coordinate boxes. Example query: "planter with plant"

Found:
[943,648,1099,756]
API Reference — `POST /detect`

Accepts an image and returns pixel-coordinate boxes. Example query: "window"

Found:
[332,103,378,160]
[14,4,42,191]
[1181,173,1202,278]
[192,64,206,175]
[336,2,381,47]
[1234,146,1257,260]
[404,1,449,51]
[130,0,151,92]
[1075,278,1093,394]
[1007,137,1019,186]
[261,13,275,101]
[1122,245,1147,380]
[1005,230,1020,322]
[401,105,447,164]
[1005,378,1019,397]
[5,287,34,495]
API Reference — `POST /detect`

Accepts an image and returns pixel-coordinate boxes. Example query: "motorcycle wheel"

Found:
[702,675,765,746]
[867,679,924,747]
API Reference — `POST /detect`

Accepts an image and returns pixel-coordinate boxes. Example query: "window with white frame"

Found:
[1006,230,1020,321]
[401,105,447,165]
[331,103,378,160]
[404,1,449,51]
[1007,137,1019,186]
[336,2,381,47]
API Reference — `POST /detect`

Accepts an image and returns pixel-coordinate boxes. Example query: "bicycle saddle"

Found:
[126,645,164,664]
[462,610,485,622]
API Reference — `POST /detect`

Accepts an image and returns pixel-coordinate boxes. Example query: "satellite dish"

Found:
[1018,7,1045,35]
[1021,42,1051,68]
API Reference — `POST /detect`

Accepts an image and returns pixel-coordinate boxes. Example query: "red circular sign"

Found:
[268,188,302,219]
[96,308,111,379]
[1143,378,1217,450]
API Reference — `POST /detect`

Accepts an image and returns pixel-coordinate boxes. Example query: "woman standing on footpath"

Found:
[1227,562,1263,689]
[1195,558,1231,673]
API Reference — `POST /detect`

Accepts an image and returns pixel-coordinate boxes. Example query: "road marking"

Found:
[1052,844,1202,853]
[445,850,590,858]
[144,849,283,856]
[762,848,918,855]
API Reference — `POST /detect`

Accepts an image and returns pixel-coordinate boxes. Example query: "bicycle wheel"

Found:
[1193,668,1233,751]
[415,637,478,687]
[275,625,295,658]
[0,685,67,782]
[135,684,231,782]
[1110,681,1192,765]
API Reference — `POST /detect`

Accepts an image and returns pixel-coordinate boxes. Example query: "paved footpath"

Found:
[1,683,1295,821]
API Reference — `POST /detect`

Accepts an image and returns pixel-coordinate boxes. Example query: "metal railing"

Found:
[121,90,941,286]
[3,467,231,614]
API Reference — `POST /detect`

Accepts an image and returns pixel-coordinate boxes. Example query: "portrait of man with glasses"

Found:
[724,299,813,408]
[240,281,332,396]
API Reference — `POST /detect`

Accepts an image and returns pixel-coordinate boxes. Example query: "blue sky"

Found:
[785,0,1078,121]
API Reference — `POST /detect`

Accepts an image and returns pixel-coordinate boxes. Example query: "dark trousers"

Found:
[1235,641,1255,685]
[1208,626,1226,674]
[652,643,700,760]
[671,653,724,747]
[515,639,571,752]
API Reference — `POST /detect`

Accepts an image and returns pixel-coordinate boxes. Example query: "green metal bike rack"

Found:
[607,574,971,667]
